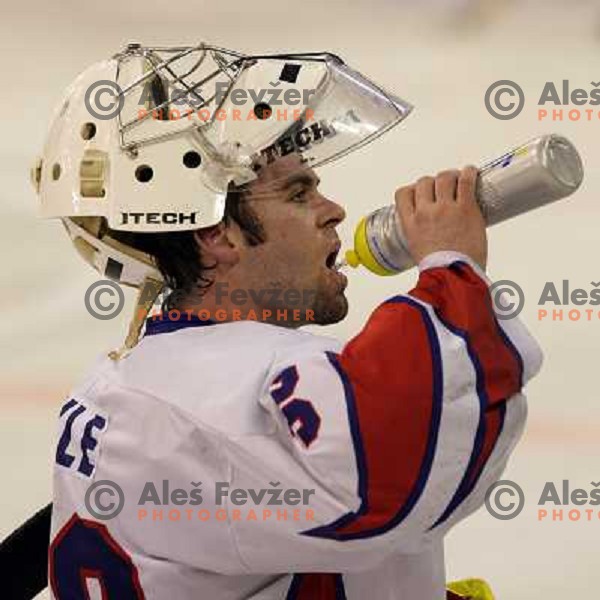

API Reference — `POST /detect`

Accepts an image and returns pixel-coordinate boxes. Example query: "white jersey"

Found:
[49,253,543,600]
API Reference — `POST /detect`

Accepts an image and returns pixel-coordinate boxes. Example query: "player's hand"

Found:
[395,166,487,270]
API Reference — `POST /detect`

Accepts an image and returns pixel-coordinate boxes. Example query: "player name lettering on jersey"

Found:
[55,398,108,479]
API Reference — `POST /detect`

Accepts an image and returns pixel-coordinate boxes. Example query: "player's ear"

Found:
[193,222,239,267]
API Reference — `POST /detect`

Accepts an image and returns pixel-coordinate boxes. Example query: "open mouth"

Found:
[325,245,341,270]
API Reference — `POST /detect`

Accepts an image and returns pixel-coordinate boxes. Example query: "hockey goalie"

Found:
[21,42,543,599]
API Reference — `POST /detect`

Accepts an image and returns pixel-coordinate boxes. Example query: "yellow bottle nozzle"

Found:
[346,217,398,276]
[345,249,360,269]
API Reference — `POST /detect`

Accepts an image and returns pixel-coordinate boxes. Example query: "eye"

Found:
[289,187,309,203]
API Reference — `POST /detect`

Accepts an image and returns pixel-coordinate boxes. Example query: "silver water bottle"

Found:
[343,134,584,275]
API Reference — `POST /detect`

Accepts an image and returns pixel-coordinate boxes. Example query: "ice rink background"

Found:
[1,0,599,597]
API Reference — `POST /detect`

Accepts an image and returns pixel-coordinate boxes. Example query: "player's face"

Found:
[235,154,348,326]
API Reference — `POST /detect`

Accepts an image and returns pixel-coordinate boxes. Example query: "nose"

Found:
[319,195,346,229]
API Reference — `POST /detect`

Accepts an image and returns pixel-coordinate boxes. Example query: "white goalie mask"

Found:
[31,42,413,288]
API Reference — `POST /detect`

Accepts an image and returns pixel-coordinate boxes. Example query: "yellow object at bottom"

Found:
[446,578,495,599]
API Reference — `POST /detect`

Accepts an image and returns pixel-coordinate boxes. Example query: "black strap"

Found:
[1,502,51,599]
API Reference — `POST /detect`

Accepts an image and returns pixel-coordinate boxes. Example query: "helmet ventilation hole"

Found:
[52,163,61,181]
[135,165,154,183]
[182,150,202,169]
[253,103,272,120]
[81,122,97,141]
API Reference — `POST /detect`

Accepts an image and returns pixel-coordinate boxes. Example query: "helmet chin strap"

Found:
[108,276,164,361]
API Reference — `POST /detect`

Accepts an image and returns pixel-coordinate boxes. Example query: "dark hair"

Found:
[108,185,265,308]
